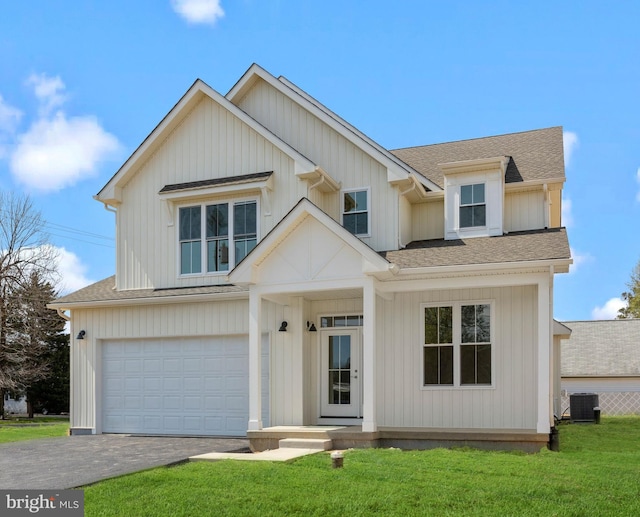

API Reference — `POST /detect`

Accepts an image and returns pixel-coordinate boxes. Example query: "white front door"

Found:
[320,329,361,418]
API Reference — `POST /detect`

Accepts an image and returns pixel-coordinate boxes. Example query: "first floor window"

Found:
[460,183,486,228]
[343,189,369,235]
[422,302,492,387]
[179,199,257,275]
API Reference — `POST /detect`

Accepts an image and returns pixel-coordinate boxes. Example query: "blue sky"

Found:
[0,0,638,320]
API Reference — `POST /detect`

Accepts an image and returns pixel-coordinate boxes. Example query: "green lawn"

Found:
[0,418,69,443]
[85,417,640,516]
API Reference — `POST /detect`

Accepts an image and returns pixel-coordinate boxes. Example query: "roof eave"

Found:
[47,289,249,311]
[393,257,573,277]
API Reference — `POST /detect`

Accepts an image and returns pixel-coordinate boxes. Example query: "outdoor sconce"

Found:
[307,321,317,332]
[279,321,288,332]
[76,330,86,340]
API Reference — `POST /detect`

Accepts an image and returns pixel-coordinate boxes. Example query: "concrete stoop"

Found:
[279,438,333,450]
[189,437,333,463]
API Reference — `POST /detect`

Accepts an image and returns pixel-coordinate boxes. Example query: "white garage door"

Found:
[102,336,269,436]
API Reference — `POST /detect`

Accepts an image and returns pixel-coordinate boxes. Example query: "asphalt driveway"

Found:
[0,434,249,489]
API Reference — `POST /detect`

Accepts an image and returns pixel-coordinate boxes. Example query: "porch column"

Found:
[536,271,552,434]
[248,286,263,431]
[362,277,377,433]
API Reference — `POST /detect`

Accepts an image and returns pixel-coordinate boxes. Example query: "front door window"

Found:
[321,329,361,417]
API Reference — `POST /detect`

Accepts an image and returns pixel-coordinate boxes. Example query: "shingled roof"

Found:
[561,319,640,377]
[382,228,570,269]
[51,276,247,307]
[390,126,564,189]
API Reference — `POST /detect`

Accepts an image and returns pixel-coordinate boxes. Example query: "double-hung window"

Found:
[342,189,369,236]
[422,302,492,387]
[179,199,257,275]
[459,183,486,228]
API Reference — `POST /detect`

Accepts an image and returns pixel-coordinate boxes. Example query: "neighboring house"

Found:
[561,319,640,416]
[3,393,27,415]
[50,64,572,452]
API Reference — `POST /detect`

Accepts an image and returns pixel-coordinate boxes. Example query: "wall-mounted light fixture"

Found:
[76,330,86,340]
[307,321,317,332]
[279,321,288,332]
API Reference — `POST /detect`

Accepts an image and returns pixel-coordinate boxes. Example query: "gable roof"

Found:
[96,79,318,205]
[390,126,565,189]
[561,319,640,377]
[229,197,393,285]
[226,64,442,193]
[382,228,571,271]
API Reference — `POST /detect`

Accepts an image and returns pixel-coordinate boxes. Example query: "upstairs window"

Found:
[459,183,486,228]
[179,199,257,275]
[342,189,369,236]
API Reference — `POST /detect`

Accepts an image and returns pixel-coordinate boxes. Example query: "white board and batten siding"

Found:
[116,96,306,291]
[375,285,539,430]
[237,79,399,252]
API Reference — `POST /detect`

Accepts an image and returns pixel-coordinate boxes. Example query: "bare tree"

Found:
[0,191,59,418]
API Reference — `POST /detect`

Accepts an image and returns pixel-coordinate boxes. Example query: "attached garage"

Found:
[101,335,269,436]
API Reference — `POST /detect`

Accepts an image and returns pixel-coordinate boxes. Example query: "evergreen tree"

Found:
[618,258,640,319]
[7,272,68,417]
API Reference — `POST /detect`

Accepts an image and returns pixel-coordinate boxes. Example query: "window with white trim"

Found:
[342,189,369,236]
[179,199,257,275]
[422,302,492,387]
[459,183,486,228]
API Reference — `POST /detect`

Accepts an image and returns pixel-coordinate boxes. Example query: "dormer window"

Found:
[343,188,369,236]
[440,156,507,240]
[179,199,257,275]
[459,184,486,228]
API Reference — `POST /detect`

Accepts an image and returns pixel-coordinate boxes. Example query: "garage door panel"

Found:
[163,377,181,391]
[143,359,161,372]
[102,336,269,436]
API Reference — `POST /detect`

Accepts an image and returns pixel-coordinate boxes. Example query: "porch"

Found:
[248,425,550,453]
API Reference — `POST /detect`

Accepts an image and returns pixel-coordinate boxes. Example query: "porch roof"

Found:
[381,227,570,269]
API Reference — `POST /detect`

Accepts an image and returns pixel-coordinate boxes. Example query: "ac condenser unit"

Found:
[569,393,599,422]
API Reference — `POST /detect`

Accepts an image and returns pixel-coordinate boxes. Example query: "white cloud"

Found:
[171,0,224,25]
[26,73,66,116]
[563,131,578,168]
[636,168,640,203]
[562,197,573,228]
[8,74,121,192]
[54,247,94,294]
[569,247,591,274]
[0,95,23,159]
[11,112,120,192]
[591,297,626,320]
[0,94,22,134]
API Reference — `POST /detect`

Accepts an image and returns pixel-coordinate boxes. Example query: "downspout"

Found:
[398,180,418,249]
[56,308,70,321]
[543,183,550,228]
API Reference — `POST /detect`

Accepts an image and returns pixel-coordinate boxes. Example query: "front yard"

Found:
[0,417,69,443]
[83,417,640,516]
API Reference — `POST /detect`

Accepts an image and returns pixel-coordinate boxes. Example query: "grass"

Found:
[0,417,69,443]
[84,417,640,516]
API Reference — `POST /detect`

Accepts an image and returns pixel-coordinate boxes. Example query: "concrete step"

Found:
[278,438,333,450]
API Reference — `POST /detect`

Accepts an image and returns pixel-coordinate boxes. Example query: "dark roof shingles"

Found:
[382,228,570,269]
[390,127,564,188]
[52,276,247,306]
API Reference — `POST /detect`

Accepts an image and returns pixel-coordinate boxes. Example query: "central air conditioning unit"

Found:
[569,393,599,422]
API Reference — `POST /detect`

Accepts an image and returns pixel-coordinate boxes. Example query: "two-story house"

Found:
[50,64,572,452]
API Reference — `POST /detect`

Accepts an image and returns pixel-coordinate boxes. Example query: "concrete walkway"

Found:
[191,447,324,462]
[0,434,249,489]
